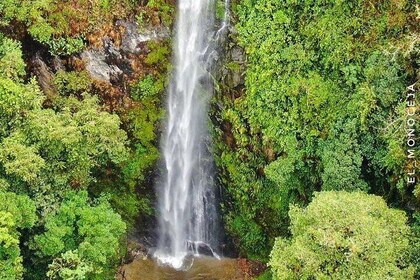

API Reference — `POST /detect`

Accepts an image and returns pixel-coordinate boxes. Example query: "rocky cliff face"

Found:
[81,20,170,84]
[28,19,170,112]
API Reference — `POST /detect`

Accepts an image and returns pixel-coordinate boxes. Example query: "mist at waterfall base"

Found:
[153,0,228,270]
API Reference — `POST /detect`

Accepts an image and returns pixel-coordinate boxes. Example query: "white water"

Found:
[155,0,227,270]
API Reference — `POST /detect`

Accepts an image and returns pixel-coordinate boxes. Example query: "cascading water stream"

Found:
[154,0,228,270]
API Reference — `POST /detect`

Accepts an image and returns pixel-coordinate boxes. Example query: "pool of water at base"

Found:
[117,256,248,280]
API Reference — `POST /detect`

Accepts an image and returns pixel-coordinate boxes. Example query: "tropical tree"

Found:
[0,192,37,280]
[270,191,414,280]
[34,191,126,279]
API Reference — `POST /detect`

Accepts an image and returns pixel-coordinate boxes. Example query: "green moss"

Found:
[131,75,163,101]
[145,40,171,65]
[53,70,92,96]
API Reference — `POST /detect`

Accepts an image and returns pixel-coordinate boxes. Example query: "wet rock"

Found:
[126,240,149,263]
[81,49,123,82]
[230,46,243,63]
[81,20,170,83]
[186,241,219,258]
[226,46,245,89]
[237,258,268,278]
[30,53,55,96]
[116,20,170,54]
[103,37,123,60]
[52,56,65,72]
[213,23,245,92]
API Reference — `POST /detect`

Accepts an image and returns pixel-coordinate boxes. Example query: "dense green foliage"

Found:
[215,0,418,261]
[270,191,413,279]
[0,0,175,277]
[0,34,128,278]
[0,192,36,280]
[137,0,175,27]
[410,213,420,279]
[0,0,418,279]
[0,0,135,54]
[121,38,171,222]
[33,191,126,279]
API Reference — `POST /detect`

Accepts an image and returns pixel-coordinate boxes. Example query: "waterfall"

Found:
[155,0,226,270]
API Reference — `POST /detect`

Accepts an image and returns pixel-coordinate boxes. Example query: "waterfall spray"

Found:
[154,0,229,270]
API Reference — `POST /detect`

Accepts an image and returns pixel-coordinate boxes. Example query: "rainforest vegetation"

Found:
[0,0,418,279]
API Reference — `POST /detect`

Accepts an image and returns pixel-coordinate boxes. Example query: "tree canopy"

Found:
[215,0,418,259]
[0,192,36,280]
[0,35,130,279]
[270,191,413,280]
[34,191,126,279]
